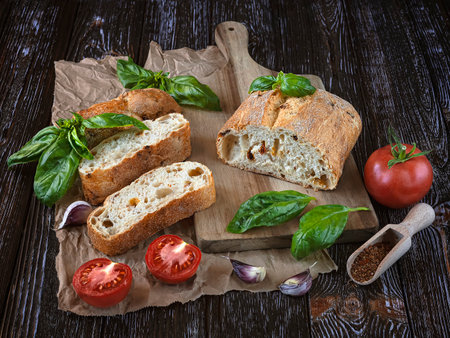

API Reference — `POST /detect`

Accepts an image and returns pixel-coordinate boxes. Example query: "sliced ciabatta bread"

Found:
[78,88,182,147]
[79,113,191,205]
[87,162,215,256]
[216,89,362,190]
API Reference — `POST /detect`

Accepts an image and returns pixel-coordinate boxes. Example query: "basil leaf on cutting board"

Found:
[34,132,81,207]
[7,126,60,167]
[291,205,369,260]
[227,190,315,234]
[116,57,221,111]
[248,71,316,98]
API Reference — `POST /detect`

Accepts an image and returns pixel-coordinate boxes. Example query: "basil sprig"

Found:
[291,205,369,260]
[248,71,316,97]
[8,113,148,206]
[117,57,221,111]
[227,190,315,234]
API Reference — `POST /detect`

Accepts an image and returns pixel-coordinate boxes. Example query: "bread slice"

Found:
[79,113,191,205]
[87,162,215,256]
[216,89,362,190]
[78,88,182,147]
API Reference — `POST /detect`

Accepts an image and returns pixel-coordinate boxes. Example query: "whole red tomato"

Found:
[73,258,132,308]
[145,235,202,284]
[364,143,433,209]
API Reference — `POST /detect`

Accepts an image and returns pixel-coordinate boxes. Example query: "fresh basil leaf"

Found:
[167,76,221,111]
[116,57,221,110]
[82,113,149,130]
[291,205,369,260]
[227,190,315,234]
[117,57,156,89]
[68,127,93,160]
[276,71,284,82]
[7,126,60,167]
[279,73,316,97]
[72,112,84,124]
[248,75,277,93]
[247,72,316,98]
[34,132,81,206]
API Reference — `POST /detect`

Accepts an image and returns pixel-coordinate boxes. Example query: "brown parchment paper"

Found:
[54,44,337,316]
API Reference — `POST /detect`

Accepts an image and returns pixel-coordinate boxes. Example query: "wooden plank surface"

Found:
[0,0,448,337]
[193,21,378,253]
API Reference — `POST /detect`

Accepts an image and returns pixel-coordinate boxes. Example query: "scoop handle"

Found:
[398,203,435,237]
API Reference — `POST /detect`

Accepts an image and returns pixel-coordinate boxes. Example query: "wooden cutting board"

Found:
[187,21,378,253]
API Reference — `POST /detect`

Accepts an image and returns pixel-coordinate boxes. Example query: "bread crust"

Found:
[78,88,182,147]
[87,166,216,256]
[80,122,191,205]
[216,89,362,189]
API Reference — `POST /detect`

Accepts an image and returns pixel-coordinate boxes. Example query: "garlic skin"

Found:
[279,269,312,296]
[58,201,92,230]
[229,259,266,283]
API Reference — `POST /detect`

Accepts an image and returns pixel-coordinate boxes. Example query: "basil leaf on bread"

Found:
[117,57,221,111]
[248,71,316,97]
[8,113,147,206]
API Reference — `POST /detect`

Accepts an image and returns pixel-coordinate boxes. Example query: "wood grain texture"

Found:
[310,244,410,337]
[0,0,448,336]
[342,1,450,336]
[66,0,146,62]
[0,0,78,324]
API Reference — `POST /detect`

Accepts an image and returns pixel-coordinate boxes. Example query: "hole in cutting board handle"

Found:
[228,27,234,31]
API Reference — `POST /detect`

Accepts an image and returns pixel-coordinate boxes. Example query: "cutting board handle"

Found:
[215,22,252,65]
[215,21,270,101]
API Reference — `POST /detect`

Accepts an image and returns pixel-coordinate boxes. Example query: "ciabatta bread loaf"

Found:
[78,88,182,147]
[79,113,191,205]
[87,162,215,256]
[216,89,362,190]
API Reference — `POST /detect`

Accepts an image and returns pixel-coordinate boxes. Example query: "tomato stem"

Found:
[387,126,431,169]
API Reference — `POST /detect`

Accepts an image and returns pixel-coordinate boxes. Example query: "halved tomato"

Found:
[145,235,202,284]
[72,258,132,308]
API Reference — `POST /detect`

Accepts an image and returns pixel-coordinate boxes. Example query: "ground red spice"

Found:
[350,242,393,283]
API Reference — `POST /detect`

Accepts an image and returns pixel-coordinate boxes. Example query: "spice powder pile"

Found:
[350,242,393,283]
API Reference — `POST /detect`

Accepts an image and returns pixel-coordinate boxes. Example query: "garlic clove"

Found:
[58,201,93,230]
[228,258,266,283]
[279,269,312,296]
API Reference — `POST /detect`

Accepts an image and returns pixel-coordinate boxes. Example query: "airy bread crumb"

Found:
[79,113,191,204]
[216,89,362,190]
[87,161,216,256]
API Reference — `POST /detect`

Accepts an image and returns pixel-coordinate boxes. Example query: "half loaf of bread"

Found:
[216,89,362,190]
[78,88,182,147]
[87,161,215,256]
[79,113,191,205]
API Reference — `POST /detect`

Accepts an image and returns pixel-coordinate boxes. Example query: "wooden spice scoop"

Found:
[346,203,435,285]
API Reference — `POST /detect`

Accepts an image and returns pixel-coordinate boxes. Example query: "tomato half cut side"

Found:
[72,258,132,308]
[145,235,202,284]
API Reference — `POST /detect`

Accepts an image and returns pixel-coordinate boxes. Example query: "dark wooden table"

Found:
[1,0,449,336]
